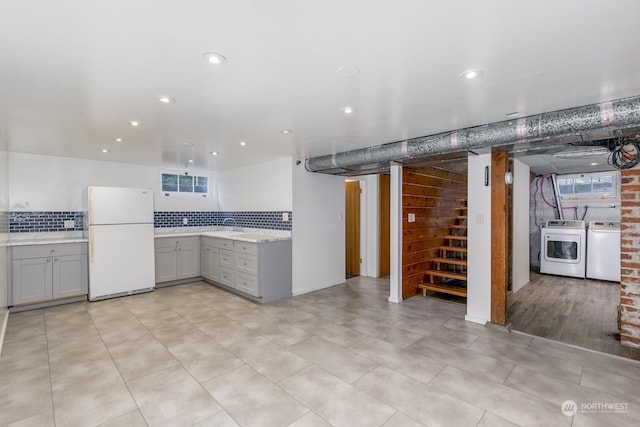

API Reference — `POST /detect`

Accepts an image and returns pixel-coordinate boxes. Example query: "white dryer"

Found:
[586,221,621,282]
[540,220,586,279]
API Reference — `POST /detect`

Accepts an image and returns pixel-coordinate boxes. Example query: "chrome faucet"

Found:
[222,217,241,232]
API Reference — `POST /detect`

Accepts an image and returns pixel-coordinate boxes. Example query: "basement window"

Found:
[162,172,209,195]
[557,172,618,200]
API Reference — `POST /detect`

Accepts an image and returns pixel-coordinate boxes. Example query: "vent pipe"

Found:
[305,96,640,174]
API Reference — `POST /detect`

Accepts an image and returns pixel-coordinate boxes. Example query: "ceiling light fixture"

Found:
[460,69,484,79]
[553,148,609,158]
[342,106,355,114]
[158,96,175,104]
[101,149,109,153]
[590,162,599,166]
[240,141,247,146]
[115,138,123,143]
[188,159,194,163]
[281,129,293,134]
[506,111,519,117]
[336,65,360,77]
[129,120,140,127]
[203,52,227,65]
[211,151,219,156]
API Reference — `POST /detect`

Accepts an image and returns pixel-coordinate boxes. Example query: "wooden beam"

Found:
[491,151,508,325]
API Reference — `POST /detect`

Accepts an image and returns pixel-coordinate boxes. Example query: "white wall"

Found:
[352,175,380,278]
[292,161,345,295]
[466,153,492,324]
[512,160,530,293]
[217,157,293,211]
[0,150,8,309]
[8,152,218,212]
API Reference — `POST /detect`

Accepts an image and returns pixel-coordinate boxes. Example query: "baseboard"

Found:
[464,314,488,325]
[292,280,344,296]
[0,308,9,359]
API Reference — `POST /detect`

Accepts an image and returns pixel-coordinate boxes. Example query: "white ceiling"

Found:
[2,1,640,173]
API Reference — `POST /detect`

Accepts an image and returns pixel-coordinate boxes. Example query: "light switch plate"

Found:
[408,213,416,223]
[63,220,75,229]
[182,217,188,225]
[282,212,289,221]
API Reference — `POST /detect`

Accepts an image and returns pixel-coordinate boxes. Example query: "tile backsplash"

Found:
[9,210,293,233]
[9,211,84,233]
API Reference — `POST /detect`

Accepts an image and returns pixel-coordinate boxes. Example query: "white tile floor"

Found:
[1,276,640,426]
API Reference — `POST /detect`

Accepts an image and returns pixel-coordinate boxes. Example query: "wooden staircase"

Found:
[418,201,468,298]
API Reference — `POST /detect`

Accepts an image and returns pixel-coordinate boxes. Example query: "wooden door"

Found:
[378,174,391,277]
[345,180,360,276]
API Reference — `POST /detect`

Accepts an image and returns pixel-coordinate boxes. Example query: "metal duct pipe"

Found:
[305,96,640,174]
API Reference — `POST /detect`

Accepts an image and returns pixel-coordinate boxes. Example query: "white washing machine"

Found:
[586,221,621,282]
[540,220,586,278]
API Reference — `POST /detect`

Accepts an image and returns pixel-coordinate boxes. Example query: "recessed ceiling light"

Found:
[460,69,484,79]
[188,159,194,163]
[158,96,175,104]
[281,129,293,134]
[101,149,109,153]
[115,137,123,143]
[240,141,247,146]
[342,106,355,114]
[211,151,219,156]
[203,52,227,65]
[129,120,140,127]
[337,65,360,77]
[506,111,519,117]
[590,162,599,166]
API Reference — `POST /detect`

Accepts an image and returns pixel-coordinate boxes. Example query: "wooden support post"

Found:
[491,151,508,326]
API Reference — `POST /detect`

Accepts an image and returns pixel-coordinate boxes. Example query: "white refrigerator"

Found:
[84,186,156,300]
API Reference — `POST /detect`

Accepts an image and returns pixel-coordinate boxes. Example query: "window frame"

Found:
[161,170,210,197]
[556,171,619,201]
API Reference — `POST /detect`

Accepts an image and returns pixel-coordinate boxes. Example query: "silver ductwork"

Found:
[305,96,640,175]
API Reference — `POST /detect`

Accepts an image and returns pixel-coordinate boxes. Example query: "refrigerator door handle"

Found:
[90,227,95,262]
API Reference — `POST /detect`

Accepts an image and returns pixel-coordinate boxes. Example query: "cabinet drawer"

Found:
[235,253,257,275]
[220,249,234,268]
[215,239,234,251]
[155,236,199,249]
[219,267,234,287]
[201,237,219,248]
[235,241,257,255]
[236,271,258,296]
[12,243,87,260]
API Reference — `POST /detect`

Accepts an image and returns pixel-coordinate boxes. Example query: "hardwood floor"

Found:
[508,272,640,360]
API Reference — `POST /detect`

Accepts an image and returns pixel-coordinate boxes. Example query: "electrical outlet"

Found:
[63,220,75,229]
[282,212,289,221]
[408,213,416,223]
[182,217,188,225]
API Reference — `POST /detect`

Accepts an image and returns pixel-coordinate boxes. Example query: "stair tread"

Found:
[423,269,468,281]
[445,235,468,240]
[436,246,468,253]
[418,282,468,297]
[430,257,468,266]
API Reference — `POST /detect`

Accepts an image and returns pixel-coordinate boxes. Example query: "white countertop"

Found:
[155,227,291,243]
[1,227,291,246]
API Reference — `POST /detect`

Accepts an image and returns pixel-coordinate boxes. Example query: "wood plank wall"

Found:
[402,166,468,298]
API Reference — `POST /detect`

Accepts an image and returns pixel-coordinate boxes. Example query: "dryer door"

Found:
[543,232,583,264]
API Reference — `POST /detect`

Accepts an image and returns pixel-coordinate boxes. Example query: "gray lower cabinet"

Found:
[201,238,292,303]
[154,236,200,283]
[9,243,88,306]
[200,238,220,282]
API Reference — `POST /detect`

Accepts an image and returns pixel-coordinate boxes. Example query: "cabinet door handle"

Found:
[54,258,59,261]
[50,248,55,253]
[47,258,51,262]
